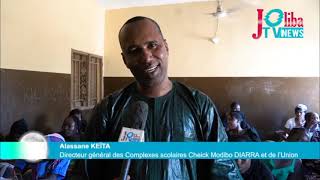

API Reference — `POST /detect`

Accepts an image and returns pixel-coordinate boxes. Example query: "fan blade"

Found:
[225,7,241,14]
[205,12,222,17]
[240,0,262,6]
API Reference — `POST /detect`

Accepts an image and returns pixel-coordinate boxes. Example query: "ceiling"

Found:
[98,0,214,10]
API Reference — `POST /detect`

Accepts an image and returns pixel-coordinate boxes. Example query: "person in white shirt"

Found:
[284,104,308,132]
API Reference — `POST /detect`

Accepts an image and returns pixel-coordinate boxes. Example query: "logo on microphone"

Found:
[119,127,145,142]
[124,132,142,142]
[252,9,304,39]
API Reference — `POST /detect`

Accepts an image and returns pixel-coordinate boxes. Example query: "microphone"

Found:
[119,101,148,180]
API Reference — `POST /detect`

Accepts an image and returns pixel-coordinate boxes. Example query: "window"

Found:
[71,49,103,109]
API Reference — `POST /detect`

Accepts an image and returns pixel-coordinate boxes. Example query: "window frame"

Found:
[71,49,103,110]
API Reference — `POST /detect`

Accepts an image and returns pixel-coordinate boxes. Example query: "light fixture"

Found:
[211,37,220,44]
[211,18,220,44]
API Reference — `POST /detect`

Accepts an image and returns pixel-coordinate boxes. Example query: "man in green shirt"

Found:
[86,16,241,180]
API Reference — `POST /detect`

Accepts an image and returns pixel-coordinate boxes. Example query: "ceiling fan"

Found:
[208,0,240,44]
[209,0,261,18]
[208,0,261,44]
[209,0,239,18]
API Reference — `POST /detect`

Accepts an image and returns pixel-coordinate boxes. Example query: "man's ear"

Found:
[163,39,169,53]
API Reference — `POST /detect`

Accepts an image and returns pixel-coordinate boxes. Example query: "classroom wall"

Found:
[0,0,319,137]
[0,0,105,73]
[104,77,319,138]
[103,0,319,139]
[104,0,319,77]
[0,0,105,134]
[0,69,70,134]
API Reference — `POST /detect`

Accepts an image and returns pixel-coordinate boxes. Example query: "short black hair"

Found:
[304,112,318,128]
[69,109,81,116]
[294,107,303,113]
[118,16,164,45]
[230,101,240,109]
[63,115,78,124]
[9,118,28,136]
[305,112,314,121]
[63,115,81,133]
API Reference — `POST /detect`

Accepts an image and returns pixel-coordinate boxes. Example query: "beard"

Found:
[131,66,167,88]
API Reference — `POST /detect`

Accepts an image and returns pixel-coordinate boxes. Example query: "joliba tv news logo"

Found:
[252,9,304,39]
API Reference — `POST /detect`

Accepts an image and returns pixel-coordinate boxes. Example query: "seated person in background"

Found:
[15,133,71,180]
[284,104,307,132]
[59,116,80,141]
[5,118,29,141]
[230,101,250,129]
[273,110,310,142]
[69,109,87,135]
[0,162,20,180]
[1,119,28,176]
[67,111,88,180]
[263,158,303,180]
[59,116,85,179]
[263,128,307,180]
[223,102,261,138]
[304,112,320,142]
[230,102,245,118]
[300,113,320,179]
[227,112,261,141]
[222,101,246,127]
[286,128,310,142]
[230,135,274,180]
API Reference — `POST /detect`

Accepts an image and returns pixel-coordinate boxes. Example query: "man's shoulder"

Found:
[284,117,296,129]
[286,117,295,123]
[100,82,135,104]
[174,81,211,100]
[174,81,215,109]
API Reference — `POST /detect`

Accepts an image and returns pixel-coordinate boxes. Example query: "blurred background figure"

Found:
[5,119,29,141]
[284,104,308,132]
[230,135,274,180]
[222,102,261,139]
[304,112,320,142]
[227,112,261,142]
[0,162,21,180]
[14,133,71,180]
[60,116,80,142]
[263,128,307,180]
[69,109,87,136]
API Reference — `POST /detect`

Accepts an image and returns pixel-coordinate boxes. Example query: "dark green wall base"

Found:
[1,68,319,140]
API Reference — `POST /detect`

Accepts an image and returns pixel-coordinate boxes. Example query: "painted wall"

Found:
[104,0,319,77]
[1,0,105,73]
[0,0,319,136]
[0,69,70,134]
[0,0,105,134]
[103,77,319,139]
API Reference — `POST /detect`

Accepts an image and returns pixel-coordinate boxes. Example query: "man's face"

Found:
[62,117,76,137]
[119,19,169,87]
[233,105,240,112]
[236,159,251,174]
[227,115,239,130]
[306,113,320,131]
[295,110,304,119]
